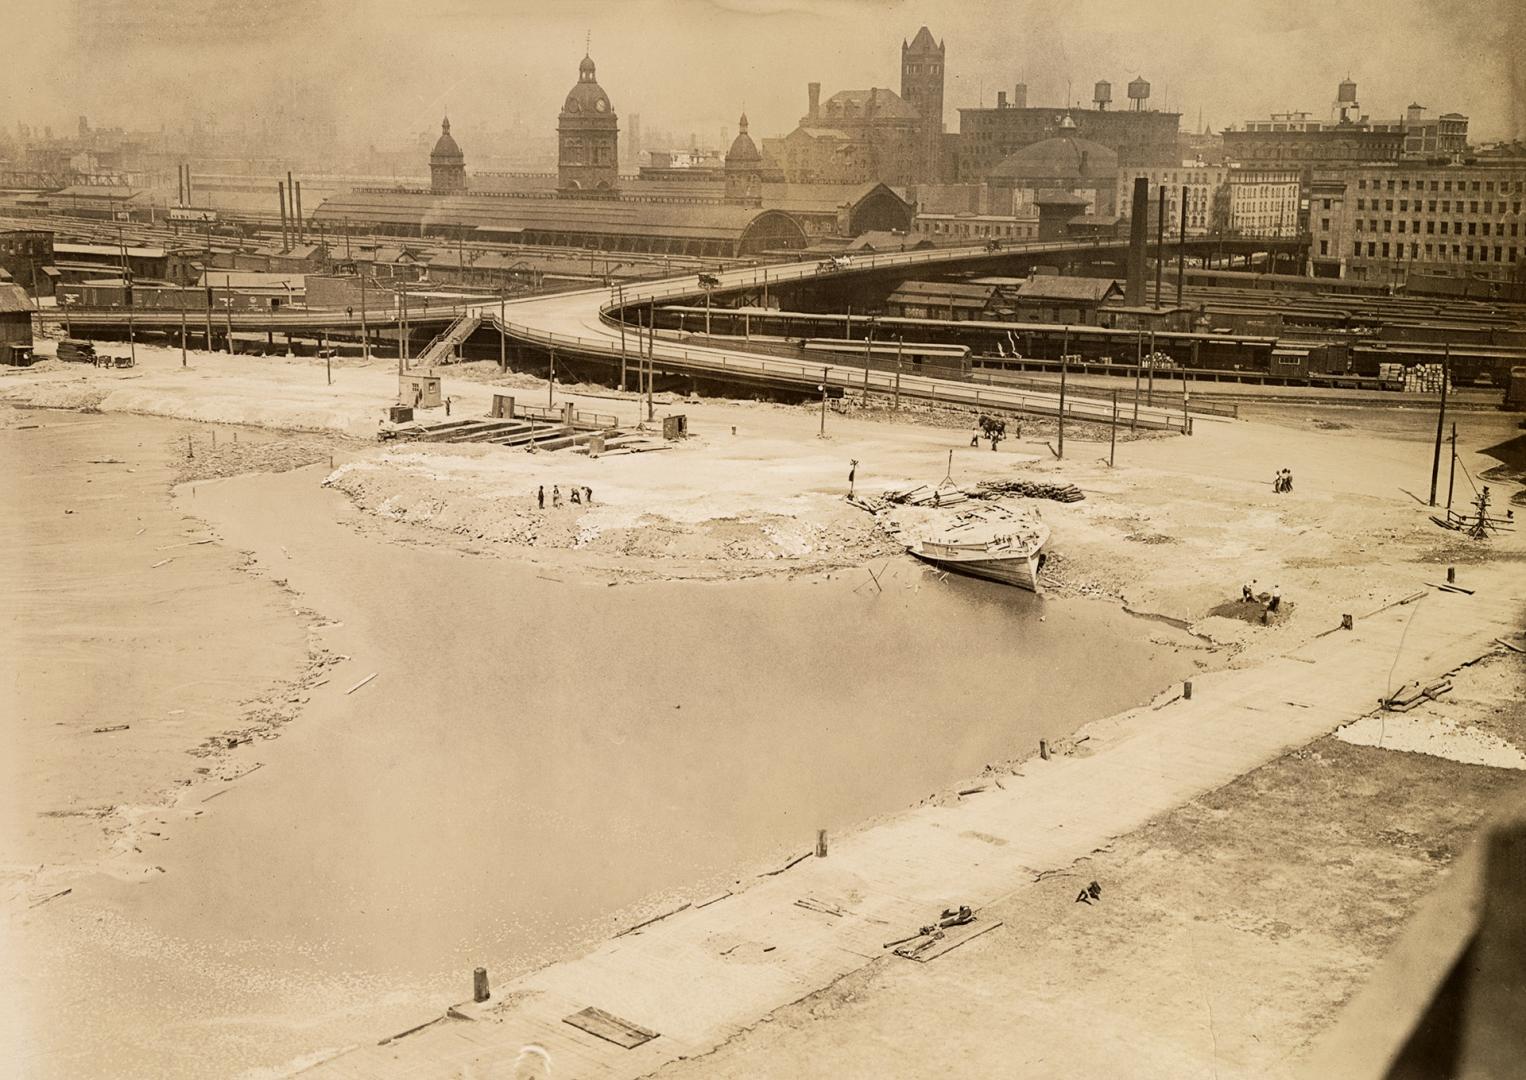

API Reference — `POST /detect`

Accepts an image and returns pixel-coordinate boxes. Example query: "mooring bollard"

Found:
[473,967,490,1003]
[1447,566,1456,584]
[1342,613,1354,630]
[815,829,828,858]
[1183,680,1193,700]
[1039,739,1050,760]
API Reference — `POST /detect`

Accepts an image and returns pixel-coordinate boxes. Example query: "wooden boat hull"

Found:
[910,548,1044,592]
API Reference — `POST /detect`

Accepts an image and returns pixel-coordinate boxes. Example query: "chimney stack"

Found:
[808,82,821,121]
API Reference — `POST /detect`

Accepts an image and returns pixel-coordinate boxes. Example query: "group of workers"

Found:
[1273,467,1295,493]
[536,484,593,509]
[1242,578,1283,614]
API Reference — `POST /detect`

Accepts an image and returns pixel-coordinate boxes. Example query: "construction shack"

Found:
[398,372,442,408]
[0,283,37,365]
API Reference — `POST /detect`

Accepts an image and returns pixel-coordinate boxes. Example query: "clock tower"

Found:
[558,52,619,195]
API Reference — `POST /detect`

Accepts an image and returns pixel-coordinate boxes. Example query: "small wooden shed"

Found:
[398,372,442,408]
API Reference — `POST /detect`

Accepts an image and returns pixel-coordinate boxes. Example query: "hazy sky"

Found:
[2,0,1523,149]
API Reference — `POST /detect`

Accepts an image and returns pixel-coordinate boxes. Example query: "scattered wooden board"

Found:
[562,1006,659,1049]
[894,919,1003,963]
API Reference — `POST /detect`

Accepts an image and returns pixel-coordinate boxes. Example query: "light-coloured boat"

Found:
[908,520,1051,591]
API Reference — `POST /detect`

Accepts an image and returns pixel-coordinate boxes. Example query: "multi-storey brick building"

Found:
[764,26,946,186]
[1222,123,1404,174]
[1113,166,1299,237]
[1309,164,1526,284]
[954,100,1180,180]
[1228,169,1302,237]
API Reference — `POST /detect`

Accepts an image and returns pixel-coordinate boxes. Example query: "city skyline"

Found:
[2,0,1523,158]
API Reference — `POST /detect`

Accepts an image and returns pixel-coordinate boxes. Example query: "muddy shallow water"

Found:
[7,411,1202,1078]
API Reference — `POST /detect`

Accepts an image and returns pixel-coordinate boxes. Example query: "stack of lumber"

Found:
[882,484,972,508]
[1380,677,1452,713]
[976,479,1085,503]
[57,339,97,364]
[1401,363,1451,394]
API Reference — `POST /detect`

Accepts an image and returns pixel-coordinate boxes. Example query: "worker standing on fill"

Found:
[1268,584,1282,614]
[552,485,562,508]
[583,486,593,505]
[537,485,545,509]
[848,459,858,497]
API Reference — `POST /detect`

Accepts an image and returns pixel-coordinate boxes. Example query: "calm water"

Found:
[14,415,1200,1078]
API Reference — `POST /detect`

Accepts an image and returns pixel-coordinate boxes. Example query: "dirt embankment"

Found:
[323,443,900,580]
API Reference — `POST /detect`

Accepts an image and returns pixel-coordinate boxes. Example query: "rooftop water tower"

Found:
[1337,77,1358,123]
[1128,76,1151,111]
[1094,80,1112,110]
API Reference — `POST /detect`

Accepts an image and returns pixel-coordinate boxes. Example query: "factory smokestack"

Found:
[1126,177,1149,306]
[808,82,821,121]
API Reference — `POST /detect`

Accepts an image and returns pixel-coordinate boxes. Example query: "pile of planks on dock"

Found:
[57,339,97,364]
[976,479,1085,503]
[1380,677,1452,713]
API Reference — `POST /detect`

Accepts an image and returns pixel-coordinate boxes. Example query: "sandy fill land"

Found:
[3,338,1524,1078]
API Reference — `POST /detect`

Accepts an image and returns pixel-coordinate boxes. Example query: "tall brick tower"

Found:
[558,52,619,195]
[900,26,945,182]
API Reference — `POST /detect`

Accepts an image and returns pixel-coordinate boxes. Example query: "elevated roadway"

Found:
[476,236,1300,431]
[42,235,1303,431]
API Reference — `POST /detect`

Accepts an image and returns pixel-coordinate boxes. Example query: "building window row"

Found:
[1352,239,1519,264]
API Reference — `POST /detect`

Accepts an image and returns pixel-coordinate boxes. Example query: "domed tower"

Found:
[429,117,466,195]
[558,53,619,195]
[724,112,764,205]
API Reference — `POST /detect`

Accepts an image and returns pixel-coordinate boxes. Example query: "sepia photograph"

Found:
[2,1,1524,1077]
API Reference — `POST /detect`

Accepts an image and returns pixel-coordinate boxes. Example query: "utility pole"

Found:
[360,262,371,365]
[223,274,233,352]
[1155,184,1166,308]
[204,277,214,351]
[1446,422,1458,515]
[1057,339,1067,459]
[1176,185,1187,309]
[1132,328,1142,430]
[893,337,902,414]
[120,229,137,366]
[1429,344,1450,506]
[1109,389,1118,466]
[862,320,873,405]
[819,366,829,437]
[499,294,507,372]
[548,347,555,407]
[179,287,187,367]
[1147,330,1155,405]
